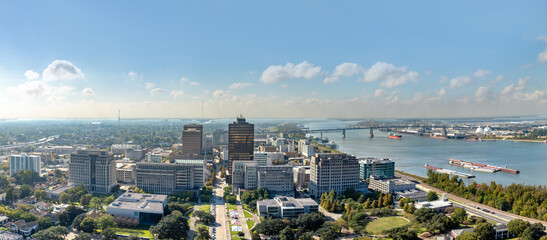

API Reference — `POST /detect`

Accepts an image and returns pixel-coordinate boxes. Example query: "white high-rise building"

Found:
[10,154,41,176]
[309,153,360,197]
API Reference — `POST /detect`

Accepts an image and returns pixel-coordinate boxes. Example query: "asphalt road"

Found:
[212,175,229,240]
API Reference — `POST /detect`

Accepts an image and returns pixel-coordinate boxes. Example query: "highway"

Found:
[0,135,58,150]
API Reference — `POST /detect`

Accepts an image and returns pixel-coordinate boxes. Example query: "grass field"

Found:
[113,226,153,239]
[199,204,211,213]
[246,220,255,230]
[227,204,237,211]
[243,210,253,218]
[365,216,409,235]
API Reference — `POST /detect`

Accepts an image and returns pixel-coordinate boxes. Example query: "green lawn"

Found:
[227,204,237,211]
[113,227,153,239]
[243,210,253,218]
[246,220,255,230]
[365,216,409,235]
[199,204,211,213]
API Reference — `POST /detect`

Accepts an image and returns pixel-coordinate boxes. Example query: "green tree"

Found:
[295,212,325,232]
[426,191,439,201]
[79,193,93,207]
[54,169,63,178]
[5,187,16,203]
[102,228,118,240]
[97,214,117,230]
[387,227,420,240]
[316,227,337,240]
[195,226,210,240]
[279,226,295,240]
[508,219,531,237]
[90,197,102,212]
[451,208,467,225]
[414,207,436,223]
[150,212,189,240]
[71,214,87,229]
[194,210,215,225]
[34,189,47,201]
[254,218,287,235]
[473,222,495,240]
[59,205,86,226]
[73,233,92,240]
[521,223,546,240]
[79,217,97,233]
[38,217,53,230]
[456,232,476,240]
[348,212,368,233]
[20,184,32,198]
[104,195,116,205]
[59,192,70,204]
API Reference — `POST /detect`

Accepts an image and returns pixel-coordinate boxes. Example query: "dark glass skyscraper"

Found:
[228,116,254,183]
[182,124,203,156]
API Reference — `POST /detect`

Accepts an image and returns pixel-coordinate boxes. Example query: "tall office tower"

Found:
[309,153,360,197]
[182,124,203,156]
[9,153,41,176]
[359,158,395,180]
[228,116,254,183]
[69,150,116,194]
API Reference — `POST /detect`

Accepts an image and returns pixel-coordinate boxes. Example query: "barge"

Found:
[424,164,475,178]
[449,159,519,174]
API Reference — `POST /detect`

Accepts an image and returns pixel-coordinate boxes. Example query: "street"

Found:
[212,173,230,240]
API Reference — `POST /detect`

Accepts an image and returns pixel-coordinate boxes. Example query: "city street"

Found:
[212,173,230,240]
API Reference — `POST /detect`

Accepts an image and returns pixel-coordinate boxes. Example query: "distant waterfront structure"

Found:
[69,150,116,194]
[359,158,395,180]
[228,116,254,183]
[182,124,203,156]
[257,196,318,218]
[9,153,41,176]
[309,153,360,197]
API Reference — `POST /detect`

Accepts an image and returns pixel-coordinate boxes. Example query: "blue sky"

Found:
[0,1,546,118]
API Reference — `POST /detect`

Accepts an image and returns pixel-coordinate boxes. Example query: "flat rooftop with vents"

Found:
[106,192,167,225]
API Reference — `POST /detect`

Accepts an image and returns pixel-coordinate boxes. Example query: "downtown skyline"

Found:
[1,1,546,119]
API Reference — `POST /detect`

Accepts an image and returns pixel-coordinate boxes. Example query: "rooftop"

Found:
[108,193,167,213]
[359,157,394,164]
[371,177,414,185]
[259,196,318,208]
[416,200,453,209]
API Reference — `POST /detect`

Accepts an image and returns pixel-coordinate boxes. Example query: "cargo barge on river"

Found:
[424,164,475,178]
[449,159,519,174]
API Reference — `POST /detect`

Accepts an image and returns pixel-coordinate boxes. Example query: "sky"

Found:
[0,1,546,119]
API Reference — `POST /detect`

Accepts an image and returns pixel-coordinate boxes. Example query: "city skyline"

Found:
[1,1,546,119]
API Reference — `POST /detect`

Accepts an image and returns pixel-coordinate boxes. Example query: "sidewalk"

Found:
[236,202,252,239]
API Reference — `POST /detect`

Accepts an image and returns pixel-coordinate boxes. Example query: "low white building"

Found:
[415,200,453,212]
[368,176,416,193]
[0,231,23,240]
[257,196,318,218]
[106,193,167,224]
[145,152,163,163]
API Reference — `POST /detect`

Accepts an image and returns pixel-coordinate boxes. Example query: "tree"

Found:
[387,227,420,240]
[407,203,416,214]
[73,233,92,240]
[194,210,215,225]
[0,175,9,188]
[225,194,237,204]
[473,222,495,240]
[456,232,476,240]
[316,227,337,240]
[521,223,546,240]
[19,184,32,198]
[97,214,117,230]
[508,219,531,237]
[54,169,63,178]
[150,212,189,240]
[254,218,287,235]
[424,213,453,233]
[279,226,295,240]
[166,202,193,215]
[195,226,210,240]
[90,197,103,212]
[414,207,436,223]
[79,193,93,207]
[104,195,116,205]
[295,212,325,232]
[38,217,53,230]
[5,187,16,203]
[59,205,86,226]
[71,214,87,229]
[348,212,368,233]
[59,192,70,204]
[102,228,118,240]
[34,189,47,201]
[79,217,97,233]
[451,208,467,225]
[32,226,68,240]
[426,191,439,201]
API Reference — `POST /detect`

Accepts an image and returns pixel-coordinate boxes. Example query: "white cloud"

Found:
[260,61,322,83]
[46,85,74,102]
[360,62,419,88]
[150,88,164,96]
[170,90,184,98]
[472,69,491,78]
[82,88,95,96]
[501,77,528,95]
[128,71,139,81]
[324,62,363,84]
[374,89,385,97]
[213,90,224,98]
[190,81,199,86]
[449,76,472,88]
[438,87,446,96]
[474,86,490,101]
[42,60,84,81]
[145,82,155,89]
[180,77,189,84]
[538,49,547,63]
[229,82,252,90]
[8,81,47,97]
[24,70,40,80]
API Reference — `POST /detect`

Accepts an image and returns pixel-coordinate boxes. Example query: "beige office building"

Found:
[309,153,359,197]
[69,150,116,194]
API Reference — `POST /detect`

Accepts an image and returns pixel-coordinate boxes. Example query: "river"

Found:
[303,119,547,186]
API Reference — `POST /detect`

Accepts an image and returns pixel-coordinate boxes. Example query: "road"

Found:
[212,174,230,240]
[396,172,547,227]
